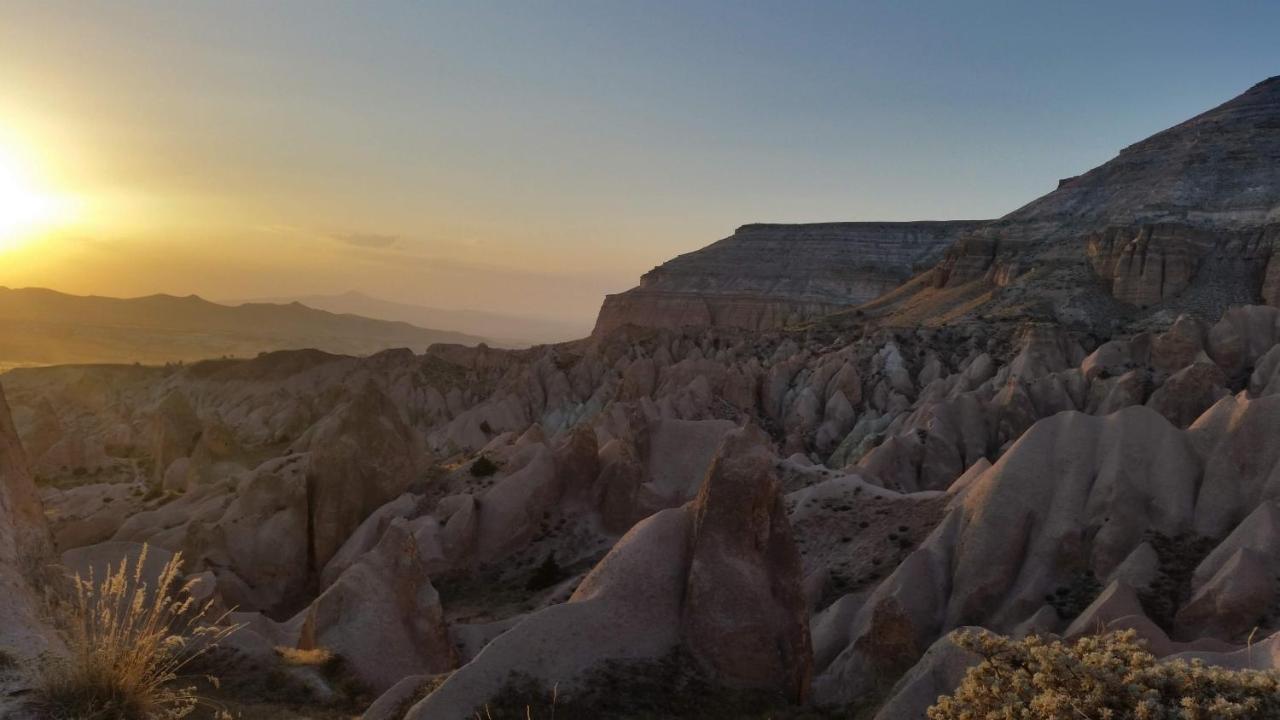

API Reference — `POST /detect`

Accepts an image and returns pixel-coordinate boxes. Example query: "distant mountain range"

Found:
[235,291,588,347]
[0,286,487,367]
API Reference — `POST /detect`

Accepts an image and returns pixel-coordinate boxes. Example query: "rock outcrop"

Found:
[295,518,457,693]
[399,426,811,718]
[891,77,1280,328]
[0,384,60,713]
[594,221,985,333]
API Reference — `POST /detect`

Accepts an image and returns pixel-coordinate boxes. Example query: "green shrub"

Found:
[928,630,1280,720]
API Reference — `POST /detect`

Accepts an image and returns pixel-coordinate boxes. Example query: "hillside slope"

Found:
[238,290,585,347]
[594,221,987,333]
[0,286,487,366]
[888,76,1280,328]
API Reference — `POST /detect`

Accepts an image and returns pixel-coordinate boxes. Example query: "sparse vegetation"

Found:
[472,652,857,719]
[928,630,1280,719]
[1044,568,1102,621]
[35,545,239,720]
[470,455,499,478]
[525,553,563,591]
[1139,531,1219,631]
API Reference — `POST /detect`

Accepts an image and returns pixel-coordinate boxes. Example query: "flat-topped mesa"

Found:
[921,76,1280,324]
[593,220,987,334]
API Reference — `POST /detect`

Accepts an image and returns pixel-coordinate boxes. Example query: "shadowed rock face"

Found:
[594,221,986,333]
[0,385,59,673]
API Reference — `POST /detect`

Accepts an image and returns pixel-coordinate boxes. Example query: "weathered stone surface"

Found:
[295,518,457,693]
[1174,547,1274,642]
[397,426,812,718]
[872,630,983,720]
[1145,361,1228,428]
[594,221,986,333]
[0,383,60,710]
[402,507,693,720]
[1086,225,1203,307]
[889,78,1280,329]
[682,425,812,701]
[814,407,1202,704]
[298,382,420,571]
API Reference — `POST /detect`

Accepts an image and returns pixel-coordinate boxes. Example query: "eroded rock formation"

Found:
[595,221,985,333]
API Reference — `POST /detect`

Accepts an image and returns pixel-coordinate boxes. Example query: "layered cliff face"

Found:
[594,221,986,333]
[916,77,1280,327]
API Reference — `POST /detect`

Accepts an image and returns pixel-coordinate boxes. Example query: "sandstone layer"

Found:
[594,221,985,333]
[909,76,1280,327]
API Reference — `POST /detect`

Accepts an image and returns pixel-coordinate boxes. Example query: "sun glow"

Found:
[0,138,75,250]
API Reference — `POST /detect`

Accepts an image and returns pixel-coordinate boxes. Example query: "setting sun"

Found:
[0,139,73,249]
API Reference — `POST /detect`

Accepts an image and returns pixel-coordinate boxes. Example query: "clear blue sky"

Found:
[0,0,1276,326]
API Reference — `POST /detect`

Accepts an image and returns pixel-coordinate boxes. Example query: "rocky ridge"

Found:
[913,76,1280,328]
[594,222,985,333]
[6,298,1280,716]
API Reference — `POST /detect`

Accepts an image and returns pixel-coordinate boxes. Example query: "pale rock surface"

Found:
[1063,580,1146,638]
[0,385,61,715]
[1174,547,1274,642]
[681,425,811,701]
[871,630,984,720]
[400,426,811,718]
[294,517,457,693]
[594,222,985,333]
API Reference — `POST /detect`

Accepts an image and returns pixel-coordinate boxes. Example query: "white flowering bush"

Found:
[928,630,1280,720]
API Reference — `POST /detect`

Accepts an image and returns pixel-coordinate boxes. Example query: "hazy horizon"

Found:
[1,1,1278,327]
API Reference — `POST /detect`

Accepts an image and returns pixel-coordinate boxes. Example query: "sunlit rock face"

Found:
[0,385,59,665]
[594,221,986,333]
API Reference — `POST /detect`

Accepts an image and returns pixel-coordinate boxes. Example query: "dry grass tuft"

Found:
[273,646,336,669]
[37,545,240,720]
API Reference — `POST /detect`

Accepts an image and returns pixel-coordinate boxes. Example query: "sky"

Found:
[0,1,1277,330]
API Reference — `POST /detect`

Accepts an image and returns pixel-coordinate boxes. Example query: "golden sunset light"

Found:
[0,135,75,250]
[0,4,1279,718]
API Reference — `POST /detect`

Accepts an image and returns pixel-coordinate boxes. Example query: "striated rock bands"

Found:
[595,221,986,333]
[900,77,1280,327]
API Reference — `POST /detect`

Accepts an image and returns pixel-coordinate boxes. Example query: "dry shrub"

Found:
[273,646,336,668]
[37,545,239,720]
[929,629,1280,720]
